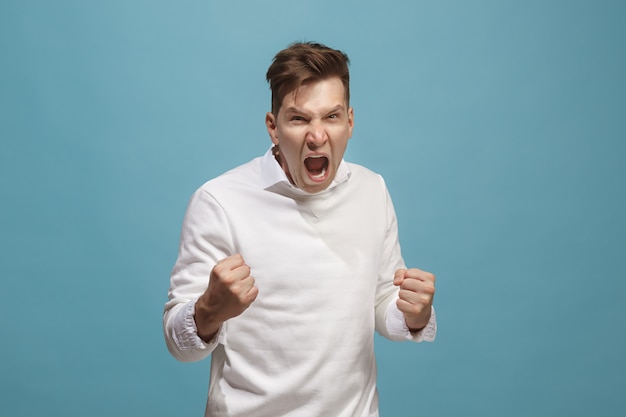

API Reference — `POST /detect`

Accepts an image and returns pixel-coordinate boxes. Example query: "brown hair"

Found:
[266,42,350,115]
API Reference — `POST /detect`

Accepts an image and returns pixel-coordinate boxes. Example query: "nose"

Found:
[306,119,328,147]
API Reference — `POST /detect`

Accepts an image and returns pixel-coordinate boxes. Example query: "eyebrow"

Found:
[283,104,346,116]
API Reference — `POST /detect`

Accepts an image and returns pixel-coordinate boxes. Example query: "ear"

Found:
[265,112,279,145]
[347,107,354,138]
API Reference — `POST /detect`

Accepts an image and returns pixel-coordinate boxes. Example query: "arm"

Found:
[163,188,256,362]
[374,180,437,342]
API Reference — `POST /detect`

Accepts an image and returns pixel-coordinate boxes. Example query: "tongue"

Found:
[305,157,327,175]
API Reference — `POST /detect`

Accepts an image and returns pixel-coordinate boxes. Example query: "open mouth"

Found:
[304,155,329,180]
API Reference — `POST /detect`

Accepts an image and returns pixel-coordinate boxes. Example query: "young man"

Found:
[164,42,436,417]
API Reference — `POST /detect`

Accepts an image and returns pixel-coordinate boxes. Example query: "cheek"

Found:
[277,144,299,173]
[332,136,350,155]
[278,135,302,159]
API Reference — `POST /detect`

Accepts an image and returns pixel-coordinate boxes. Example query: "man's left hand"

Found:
[393,268,436,331]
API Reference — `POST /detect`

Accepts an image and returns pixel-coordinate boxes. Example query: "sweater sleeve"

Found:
[373,178,437,342]
[163,187,234,362]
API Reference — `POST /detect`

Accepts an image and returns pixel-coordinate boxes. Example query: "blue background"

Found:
[1,1,625,416]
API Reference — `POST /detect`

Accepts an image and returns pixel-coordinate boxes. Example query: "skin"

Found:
[194,254,258,341]
[265,77,354,194]
[394,268,435,331]
[194,76,434,341]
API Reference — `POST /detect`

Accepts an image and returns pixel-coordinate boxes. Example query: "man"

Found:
[163,41,436,417]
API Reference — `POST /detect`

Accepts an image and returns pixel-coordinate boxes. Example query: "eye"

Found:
[328,114,338,119]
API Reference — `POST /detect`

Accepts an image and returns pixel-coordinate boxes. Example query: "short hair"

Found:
[266,42,350,115]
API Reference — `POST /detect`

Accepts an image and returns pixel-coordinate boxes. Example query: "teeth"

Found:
[311,167,327,179]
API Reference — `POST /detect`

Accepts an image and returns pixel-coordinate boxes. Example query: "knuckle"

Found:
[236,292,248,303]
[411,304,425,315]
[212,263,224,275]
[229,281,242,293]
[221,274,236,285]
[213,262,230,277]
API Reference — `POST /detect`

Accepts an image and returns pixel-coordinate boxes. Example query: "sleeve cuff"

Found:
[172,300,225,352]
[385,300,437,342]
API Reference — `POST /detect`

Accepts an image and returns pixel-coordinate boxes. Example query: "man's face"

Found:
[266,77,354,194]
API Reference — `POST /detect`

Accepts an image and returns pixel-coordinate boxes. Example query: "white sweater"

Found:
[163,149,436,417]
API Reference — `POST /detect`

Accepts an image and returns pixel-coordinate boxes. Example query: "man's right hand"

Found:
[194,254,258,342]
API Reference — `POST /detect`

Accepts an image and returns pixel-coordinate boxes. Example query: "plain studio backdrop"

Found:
[1,1,625,416]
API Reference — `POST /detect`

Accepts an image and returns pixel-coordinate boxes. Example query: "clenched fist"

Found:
[393,268,435,331]
[194,254,259,342]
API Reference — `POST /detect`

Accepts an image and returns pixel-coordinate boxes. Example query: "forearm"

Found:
[163,188,233,362]
[194,299,225,343]
[163,301,219,362]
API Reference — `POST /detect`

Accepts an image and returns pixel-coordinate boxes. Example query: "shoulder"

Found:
[345,161,388,189]
[198,156,263,194]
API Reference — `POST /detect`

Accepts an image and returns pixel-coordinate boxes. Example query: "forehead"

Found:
[280,77,347,112]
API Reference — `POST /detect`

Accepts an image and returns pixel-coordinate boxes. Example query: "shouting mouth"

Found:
[304,155,329,181]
